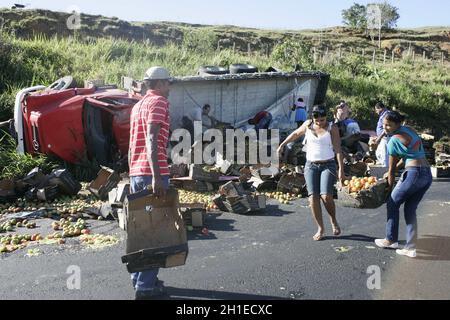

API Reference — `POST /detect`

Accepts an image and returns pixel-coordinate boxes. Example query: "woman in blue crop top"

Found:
[375,111,432,258]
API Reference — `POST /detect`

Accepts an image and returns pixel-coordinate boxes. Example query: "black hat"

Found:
[312,105,326,113]
[311,105,327,118]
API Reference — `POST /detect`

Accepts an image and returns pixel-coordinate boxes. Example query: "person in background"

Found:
[336,100,351,120]
[128,66,173,299]
[277,105,345,241]
[181,104,203,145]
[334,103,361,153]
[248,110,273,133]
[370,102,390,167]
[292,97,308,128]
[375,111,432,258]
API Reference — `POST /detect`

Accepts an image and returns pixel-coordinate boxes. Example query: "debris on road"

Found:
[334,246,354,253]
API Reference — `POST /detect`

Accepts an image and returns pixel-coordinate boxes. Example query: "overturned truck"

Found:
[14,70,330,168]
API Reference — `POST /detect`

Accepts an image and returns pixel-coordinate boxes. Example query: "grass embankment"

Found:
[0,30,449,179]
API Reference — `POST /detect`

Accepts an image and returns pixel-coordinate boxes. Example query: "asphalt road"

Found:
[1,179,450,300]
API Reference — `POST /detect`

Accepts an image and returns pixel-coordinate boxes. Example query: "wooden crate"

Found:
[189,165,221,182]
[179,203,205,228]
[431,166,450,178]
[89,167,120,200]
[338,181,388,209]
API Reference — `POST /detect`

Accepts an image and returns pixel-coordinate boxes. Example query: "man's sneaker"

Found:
[396,248,417,258]
[375,239,399,249]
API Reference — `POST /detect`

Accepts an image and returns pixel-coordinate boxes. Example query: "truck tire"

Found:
[197,66,229,76]
[47,76,76,91]
[229,64,258,74]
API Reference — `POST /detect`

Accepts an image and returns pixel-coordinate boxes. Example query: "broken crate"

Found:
[88,167,121,200]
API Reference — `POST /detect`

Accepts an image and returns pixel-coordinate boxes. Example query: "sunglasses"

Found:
[312,111,327,118]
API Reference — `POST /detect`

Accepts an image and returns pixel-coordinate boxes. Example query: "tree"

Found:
[342,3,367,31]
[366,2,400,47]
[375,1,400,29]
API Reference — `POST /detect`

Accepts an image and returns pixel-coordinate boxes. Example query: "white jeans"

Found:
[376,137,389,167]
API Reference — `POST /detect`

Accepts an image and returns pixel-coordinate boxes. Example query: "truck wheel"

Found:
[47,76,76,91]
[197,66,229,76]
[229,64,258,74]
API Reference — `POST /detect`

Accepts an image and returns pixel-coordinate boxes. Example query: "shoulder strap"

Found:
[328,122,333,132]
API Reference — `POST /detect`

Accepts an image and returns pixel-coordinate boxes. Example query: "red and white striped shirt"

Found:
[129,90,170,177]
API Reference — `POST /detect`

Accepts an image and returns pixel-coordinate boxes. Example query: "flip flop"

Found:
[332,224,341,236]
[313,232,325,241]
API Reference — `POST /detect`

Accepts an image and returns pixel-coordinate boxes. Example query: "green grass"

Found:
[0,132,59,179]
[0,28,450,179]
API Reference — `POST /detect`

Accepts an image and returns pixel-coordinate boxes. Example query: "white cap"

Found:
[143,66,172,81]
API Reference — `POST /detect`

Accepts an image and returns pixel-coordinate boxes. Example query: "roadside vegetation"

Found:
[1,19,449,180]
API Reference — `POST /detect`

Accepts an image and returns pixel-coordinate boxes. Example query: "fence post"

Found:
[423,51,426,62]
[362,48,365,59]
[233,42,236,53]
[384,49,387,64]
[412,51,415,64]
[372,50,376,64]
[248,43,251,55]
[338,47,342,59]
[442,52,445,65]
[392,50,395,64]
[217,40,220,51]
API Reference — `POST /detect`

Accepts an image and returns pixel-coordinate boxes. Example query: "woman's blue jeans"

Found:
[386,167,432,249]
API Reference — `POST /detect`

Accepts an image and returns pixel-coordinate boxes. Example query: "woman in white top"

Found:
[278,105,345,241]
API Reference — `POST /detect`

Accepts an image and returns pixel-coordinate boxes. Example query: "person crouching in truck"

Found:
[128,66,173,300]
[248,111,272,138]
[277,105,345,241]
[333,103,362,155]
[375,111,432,258]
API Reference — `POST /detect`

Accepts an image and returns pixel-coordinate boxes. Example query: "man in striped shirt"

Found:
[128,66,172,300]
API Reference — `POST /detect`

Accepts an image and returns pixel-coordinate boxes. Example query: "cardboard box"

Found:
[121,188,188,272]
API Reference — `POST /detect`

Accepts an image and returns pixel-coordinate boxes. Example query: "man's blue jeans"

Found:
[386,166,432,249]
[129,175,169,292]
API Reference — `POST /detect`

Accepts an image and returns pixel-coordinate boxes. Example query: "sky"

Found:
[0,0,449,30]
